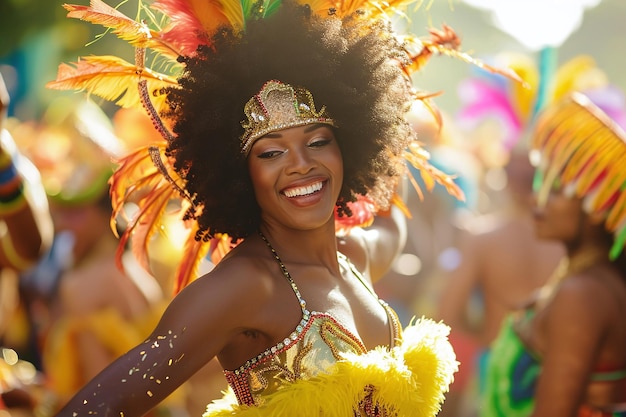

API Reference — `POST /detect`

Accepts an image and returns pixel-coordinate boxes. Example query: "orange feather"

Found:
[64,0,179,58]
[173,227,211,294]
[46,56,177,110]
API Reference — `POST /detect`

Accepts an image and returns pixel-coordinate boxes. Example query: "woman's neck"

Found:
[257,222,339,267]
[566,246,610,273]
[535,245,609,308]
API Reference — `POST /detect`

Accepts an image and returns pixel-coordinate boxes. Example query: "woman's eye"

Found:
[257,150,283,159]
[309,138,331,148]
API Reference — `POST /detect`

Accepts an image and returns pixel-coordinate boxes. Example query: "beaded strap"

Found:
[258,231,308,314]
[229,231,312,376]
[260,231,400,347]
[338,252,402,346]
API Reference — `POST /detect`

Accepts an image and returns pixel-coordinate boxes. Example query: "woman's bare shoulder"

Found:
[176,241,277,311]
[547,268,622,323]
[151,244,280,350]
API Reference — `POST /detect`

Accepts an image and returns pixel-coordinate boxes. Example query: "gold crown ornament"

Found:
[240,80,336,155]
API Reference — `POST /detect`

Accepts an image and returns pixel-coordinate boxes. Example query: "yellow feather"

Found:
[575,142,620,196]
[606,189,626,230]
[552,56,605,102]
[535,103,580,158]
[568,130,618,177]
[591,165,626,213]
[204,318,457,417]
[558,124,611,183]
[502,53,538,122]
[188,0,244,33]
[299,0,413,18]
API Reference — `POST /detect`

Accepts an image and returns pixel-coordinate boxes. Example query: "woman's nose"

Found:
[285,147,315,174]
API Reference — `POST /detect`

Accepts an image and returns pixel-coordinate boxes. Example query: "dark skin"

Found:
[438,152,563,347]
[54,124,406,417]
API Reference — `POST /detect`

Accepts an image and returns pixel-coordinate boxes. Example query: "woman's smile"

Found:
[282,180,325,198]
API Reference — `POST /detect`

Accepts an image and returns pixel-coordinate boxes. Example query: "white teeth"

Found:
[284,181,323,198]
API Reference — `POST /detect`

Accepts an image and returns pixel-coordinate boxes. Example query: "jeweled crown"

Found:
[240,80,336,155]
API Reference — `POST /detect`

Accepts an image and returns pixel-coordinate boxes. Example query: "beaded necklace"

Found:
[257,230,401,348]
[258,230,308,313]
[535,248,608,309]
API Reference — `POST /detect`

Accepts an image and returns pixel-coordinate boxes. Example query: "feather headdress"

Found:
[457,53,608,155]
[531,92,626,260]
[47,0,520,292]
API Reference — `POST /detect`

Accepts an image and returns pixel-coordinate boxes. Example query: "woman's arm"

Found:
[437,229,482,335]
[54,259,259,417]
[337,177,408,283]
[338,203,407,283]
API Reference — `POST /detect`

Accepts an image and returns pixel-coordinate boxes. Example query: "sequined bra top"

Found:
[223,236,402,406]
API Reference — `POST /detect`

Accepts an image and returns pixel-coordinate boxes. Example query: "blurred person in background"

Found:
[0,74,52,271]
[437,149,564,417]
[11,98,188,416]
[0,72,53,415]
[481,89,626,417]
[435,53,609,416]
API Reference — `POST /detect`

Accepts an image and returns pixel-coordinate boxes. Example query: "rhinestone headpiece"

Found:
[240,80,336,155]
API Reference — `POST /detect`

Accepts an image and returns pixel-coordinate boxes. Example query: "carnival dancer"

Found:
[46,0,517,415]
[480,90,626,417]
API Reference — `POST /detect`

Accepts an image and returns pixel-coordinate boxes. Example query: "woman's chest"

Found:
[296,277,392,350]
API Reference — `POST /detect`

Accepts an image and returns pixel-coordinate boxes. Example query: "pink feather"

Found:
[152,0,221,56]
[457,78,523,150]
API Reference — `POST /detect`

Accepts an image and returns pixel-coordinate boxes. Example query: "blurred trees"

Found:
[0,0,66,58]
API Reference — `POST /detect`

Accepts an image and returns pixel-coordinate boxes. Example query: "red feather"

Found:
[152,0,236,56]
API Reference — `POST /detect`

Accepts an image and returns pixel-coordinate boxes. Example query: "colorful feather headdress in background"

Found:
[47,0,519,293]
[531,92,626,260]
[456,53,609,159]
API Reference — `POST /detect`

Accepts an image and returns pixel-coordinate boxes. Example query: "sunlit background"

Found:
[410,0,625,112]
[1,0,624,120]
[0,3,623,415]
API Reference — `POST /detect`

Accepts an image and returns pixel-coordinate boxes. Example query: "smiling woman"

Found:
[40,0,515,415]
[248,123,343,230]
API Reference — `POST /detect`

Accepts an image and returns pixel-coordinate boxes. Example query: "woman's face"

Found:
[533,185,587,245]
[247,124,343,231]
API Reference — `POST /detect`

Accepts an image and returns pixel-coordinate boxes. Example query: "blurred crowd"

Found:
[0,73,226,417]
[1,37,625,417]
